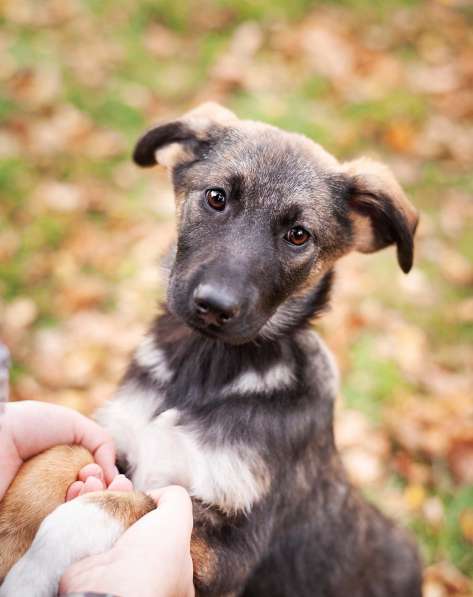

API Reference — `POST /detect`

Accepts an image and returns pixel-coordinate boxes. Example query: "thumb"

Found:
[115,485,193,551]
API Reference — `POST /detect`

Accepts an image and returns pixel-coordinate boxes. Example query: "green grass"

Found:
[411,486,473,576]
[342,92,428,125]
[342,332,412,420]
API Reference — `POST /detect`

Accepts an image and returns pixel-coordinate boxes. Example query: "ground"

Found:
[0,1,472,594]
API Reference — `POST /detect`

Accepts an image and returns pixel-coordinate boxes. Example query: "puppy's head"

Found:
[133,103,418,344]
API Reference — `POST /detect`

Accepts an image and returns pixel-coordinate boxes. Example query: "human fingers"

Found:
[6,402,117,485]
[71,412,117,484]
[112,486,194,597]
[115,485,193,552]
[66,477,105,500]
[66,473,132,501]
[79,476,105,495]
[148,485,194,532]
[65,481,84,501]
[78,463,104,483]
[107,474,133,492]
[66,463,105,501]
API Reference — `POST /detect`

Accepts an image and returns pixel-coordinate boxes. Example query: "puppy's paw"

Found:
[0,490,155,597]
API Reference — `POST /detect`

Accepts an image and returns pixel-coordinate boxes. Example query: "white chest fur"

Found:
[96,382,269,514]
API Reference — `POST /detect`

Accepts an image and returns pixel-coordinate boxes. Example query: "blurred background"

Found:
[0,0,472,593]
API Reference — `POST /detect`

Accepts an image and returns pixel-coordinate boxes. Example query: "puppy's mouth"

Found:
[185,315,260,346]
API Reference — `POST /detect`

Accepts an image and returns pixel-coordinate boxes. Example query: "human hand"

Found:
[60,485,195,597]
[0,400,117,500]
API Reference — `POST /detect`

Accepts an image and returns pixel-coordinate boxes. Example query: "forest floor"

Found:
[0,1,472,593]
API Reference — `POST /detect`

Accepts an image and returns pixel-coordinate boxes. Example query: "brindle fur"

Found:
[117,103,421,595]
[0,103,422,596]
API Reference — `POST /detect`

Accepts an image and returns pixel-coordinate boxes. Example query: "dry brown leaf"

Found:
[384,121,418,153]
[33,181,84,213]
[439,247,473,286]
[424,561,472,594]
[301,26,354,83]
[459,509,473,544]
[55,276,109,314]
[1,298,38,335]
[448,437,473,485]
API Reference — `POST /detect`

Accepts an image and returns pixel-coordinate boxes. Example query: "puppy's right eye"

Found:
[206,188,226,211]
[285,226,310,246]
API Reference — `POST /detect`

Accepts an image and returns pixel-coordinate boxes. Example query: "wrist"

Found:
[61,593,121,597]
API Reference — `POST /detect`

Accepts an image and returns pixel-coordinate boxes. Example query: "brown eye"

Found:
[206,188,226,211]
[285,226,310,246]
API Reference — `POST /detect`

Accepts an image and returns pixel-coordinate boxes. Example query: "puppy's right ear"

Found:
[133,102,237,169]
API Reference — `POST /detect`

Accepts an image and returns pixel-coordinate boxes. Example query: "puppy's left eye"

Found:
[284,226,310,246]
[206,188,226,211]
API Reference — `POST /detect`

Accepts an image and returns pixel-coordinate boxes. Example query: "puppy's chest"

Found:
[96,385,269,515]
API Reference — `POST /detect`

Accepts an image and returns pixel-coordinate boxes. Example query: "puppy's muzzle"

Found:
[193,283,241,327]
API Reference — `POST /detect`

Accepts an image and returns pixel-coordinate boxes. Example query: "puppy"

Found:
[0,103,422,597]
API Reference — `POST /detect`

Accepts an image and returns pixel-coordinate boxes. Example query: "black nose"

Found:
[193,284,240,327]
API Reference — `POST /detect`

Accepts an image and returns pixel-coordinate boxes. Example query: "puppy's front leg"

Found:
[0,490,155,597]
[190,501,272,597]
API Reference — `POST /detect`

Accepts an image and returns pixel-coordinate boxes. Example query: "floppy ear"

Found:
[133,102,237,169]
[341,157,419,273]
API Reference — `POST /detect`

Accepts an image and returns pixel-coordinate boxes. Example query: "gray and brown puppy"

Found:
[0,103,421,597]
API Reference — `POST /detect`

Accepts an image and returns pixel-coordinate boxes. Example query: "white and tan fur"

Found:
[96,379,271,515]
[0,445,156,596]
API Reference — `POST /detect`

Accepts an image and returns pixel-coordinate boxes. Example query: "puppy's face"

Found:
[134,103,418,344]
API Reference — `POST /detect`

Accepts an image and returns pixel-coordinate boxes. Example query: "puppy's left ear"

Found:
[133,102,237,169]
[341,157,419,273]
